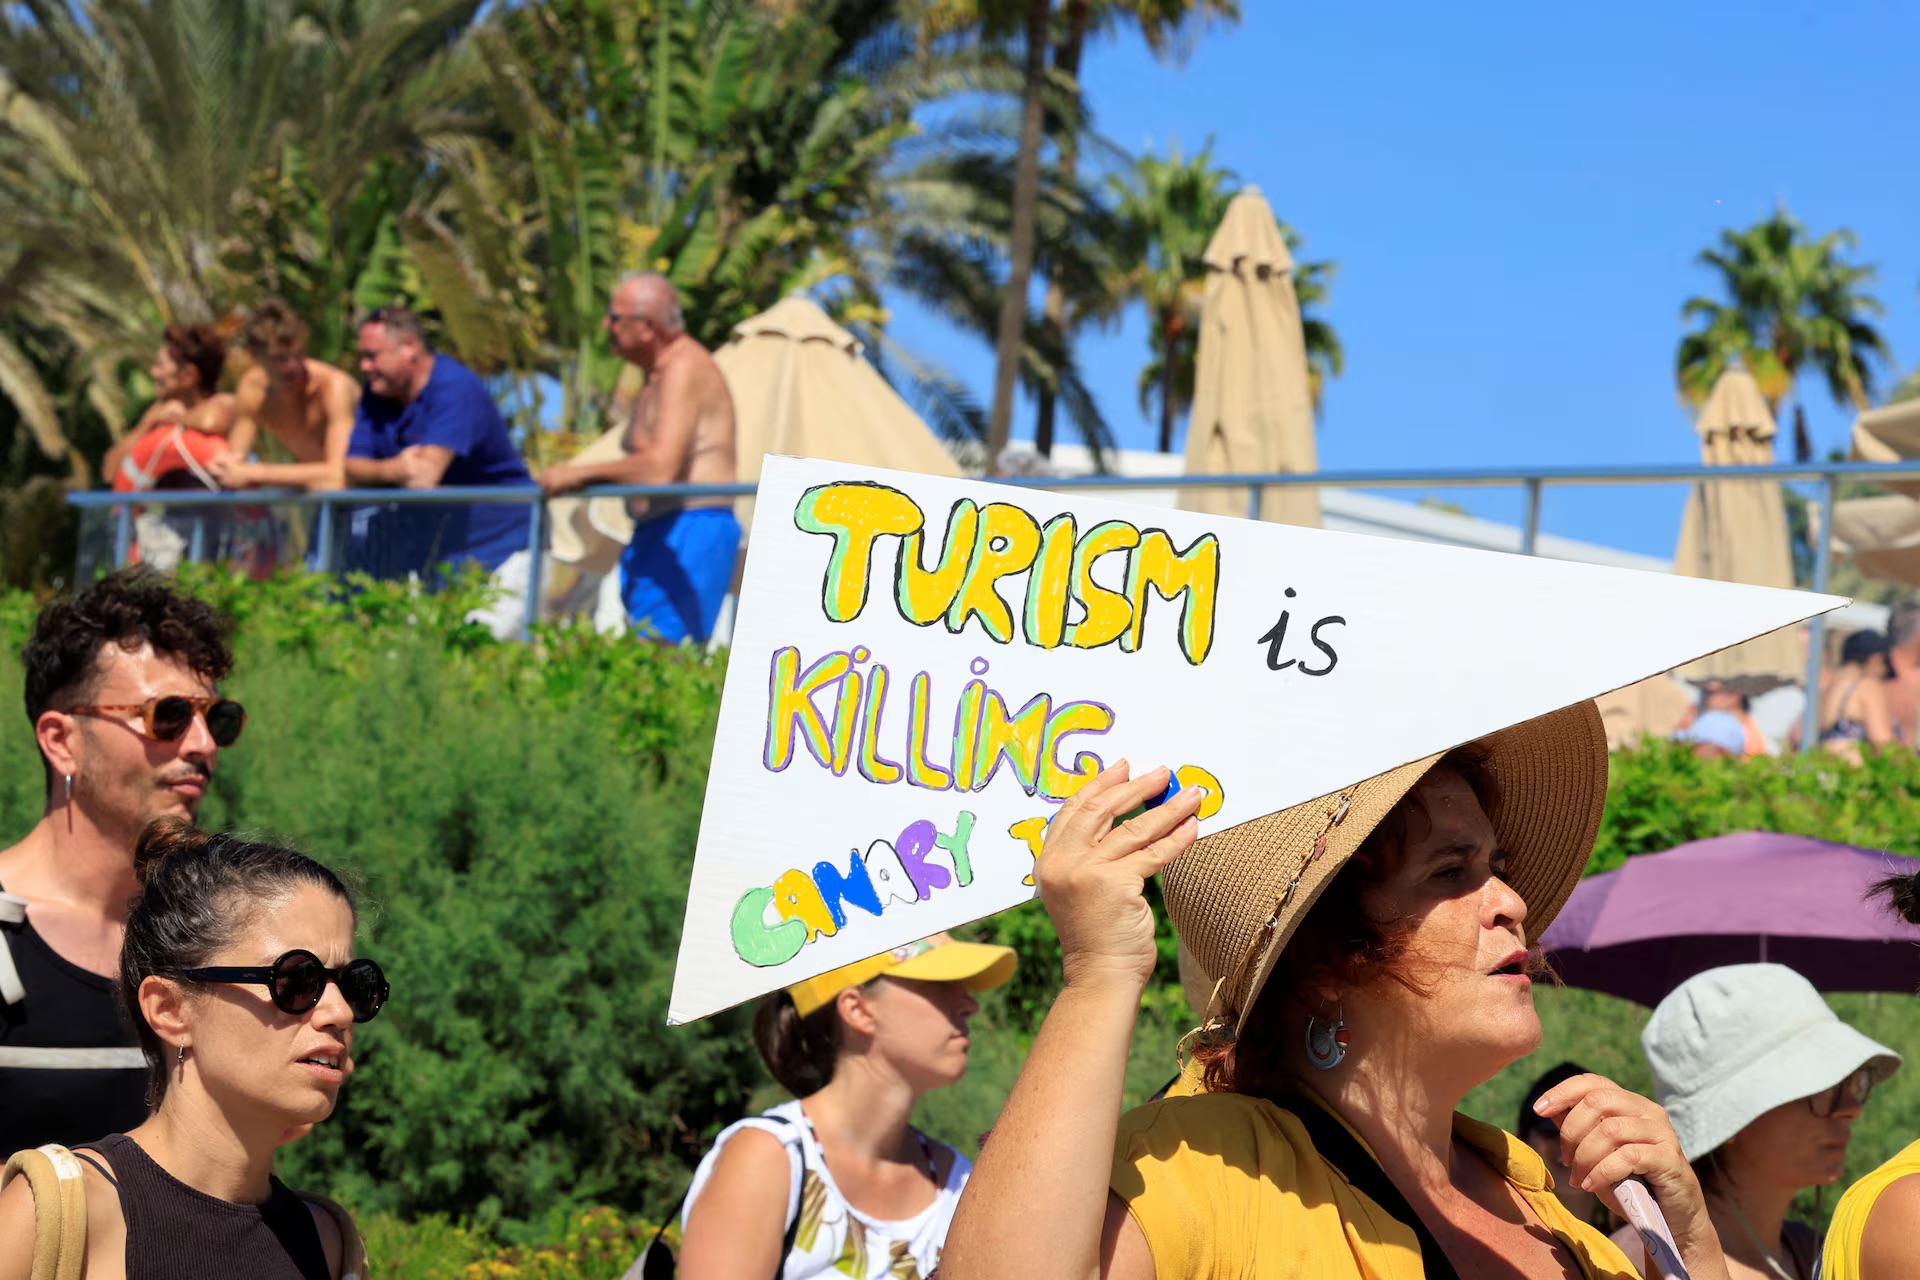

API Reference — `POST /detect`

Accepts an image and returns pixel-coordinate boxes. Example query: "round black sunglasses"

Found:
[179,949,388,1023]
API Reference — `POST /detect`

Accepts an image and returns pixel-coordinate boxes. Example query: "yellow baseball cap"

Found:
[785,932,1017,1017]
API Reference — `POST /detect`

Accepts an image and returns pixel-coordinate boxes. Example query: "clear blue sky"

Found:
[883,0,1920,558]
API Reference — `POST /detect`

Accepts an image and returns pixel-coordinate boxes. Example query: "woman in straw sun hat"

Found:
[939,702,1731,1280]
[672,932,1014,1279]
[1613,964,1898,1280]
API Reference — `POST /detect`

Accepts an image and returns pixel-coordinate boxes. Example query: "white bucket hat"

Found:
[1643,963,1901,1160]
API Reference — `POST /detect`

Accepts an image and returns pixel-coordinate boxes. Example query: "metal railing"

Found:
[70,459,1920,753]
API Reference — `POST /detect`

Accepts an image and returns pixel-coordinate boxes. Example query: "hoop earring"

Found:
[1305,1003,1349,1071]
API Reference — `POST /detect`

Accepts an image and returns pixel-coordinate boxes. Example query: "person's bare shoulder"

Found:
[0,1170,37,1280]
[686,346,735,425]
[313,361,361,405]
[236,364,271,409]
[705,1125,792,1185]
[679,1128,793,1268]
[79,1154,125,1260]
[0,1150,126,1279]
[306,1199,346,1278]
[1859,1171,1920,1280]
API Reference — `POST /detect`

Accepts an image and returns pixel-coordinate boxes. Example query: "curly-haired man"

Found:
[0,570,239,1149]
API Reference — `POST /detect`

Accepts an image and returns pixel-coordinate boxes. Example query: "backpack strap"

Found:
[0,891,144,1068]
[1273,1094,1461,1280]
[0,892,29,1007]
[298,1191,369,1280]
[631,1113,803,1280]
[2,1144,90,1280]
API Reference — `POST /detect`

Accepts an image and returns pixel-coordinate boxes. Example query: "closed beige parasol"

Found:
[1673,364,1801,681]
[1178,187,1319,527]
[714,296,959,531]
[1834,398,1920,586]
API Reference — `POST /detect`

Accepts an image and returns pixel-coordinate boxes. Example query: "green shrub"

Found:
[1595,738,1920,868]
[360,1205,667,1279]
[5,568,1918,1236]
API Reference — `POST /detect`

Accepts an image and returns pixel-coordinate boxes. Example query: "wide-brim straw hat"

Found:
[1165,700,1608,1032]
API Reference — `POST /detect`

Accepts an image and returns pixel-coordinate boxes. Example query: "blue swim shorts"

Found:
[619,507,742,645]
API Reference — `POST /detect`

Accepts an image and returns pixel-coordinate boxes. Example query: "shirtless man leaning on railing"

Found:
[538,273,739,645]
[210,298,359,493]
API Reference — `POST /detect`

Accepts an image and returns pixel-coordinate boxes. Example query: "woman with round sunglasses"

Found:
[0,819,386,1279]
[1613,964,1899,1280]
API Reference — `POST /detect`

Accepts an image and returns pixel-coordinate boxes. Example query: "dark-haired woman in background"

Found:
[1814,631,1902,762]
[0,820,384,1279]
[1822,871,1920,1280]
[676,932,1014,1280]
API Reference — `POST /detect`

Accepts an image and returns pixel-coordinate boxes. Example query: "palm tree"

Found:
[985,0,1054,464]
[869,140,1124,457]
[1111,143,1342,452]
[1112,142,1233,452]
[1032,0,1239,457]
[0,0,492,476]
[479,0,994,447]
[1676,206,1891,461]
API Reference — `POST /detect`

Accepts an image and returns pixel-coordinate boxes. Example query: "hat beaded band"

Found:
[1202,788,1357,1031]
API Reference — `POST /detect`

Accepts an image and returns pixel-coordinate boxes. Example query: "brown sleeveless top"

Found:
[77,1134,330,1280]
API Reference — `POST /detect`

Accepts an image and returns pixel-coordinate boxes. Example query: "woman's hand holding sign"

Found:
[1036,762,1204,993]
[944,761,1199,1280]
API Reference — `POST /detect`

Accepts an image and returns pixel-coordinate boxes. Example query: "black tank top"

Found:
[0,908,148,1151]
[79,1134,331,1280]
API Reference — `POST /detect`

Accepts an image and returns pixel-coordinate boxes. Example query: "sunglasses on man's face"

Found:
[179,949,389,1023]
[68,695,246,747]
[1809,1065,1877,1118]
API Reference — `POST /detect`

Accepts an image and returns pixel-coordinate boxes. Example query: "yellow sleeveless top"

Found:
[1822,1139,1920,1280]
[1110,1093,1639,1280]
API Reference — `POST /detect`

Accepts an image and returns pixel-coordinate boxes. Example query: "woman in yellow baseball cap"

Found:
[674,932,1014,1279]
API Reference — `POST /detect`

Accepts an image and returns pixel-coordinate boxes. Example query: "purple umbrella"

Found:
[1540,832,1920,1007]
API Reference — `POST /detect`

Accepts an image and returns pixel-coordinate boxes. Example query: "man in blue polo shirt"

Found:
[344,307,533,583]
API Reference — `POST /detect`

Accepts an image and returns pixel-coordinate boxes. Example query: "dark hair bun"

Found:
[1872,871,1920,926]
[751,992,843,1097]
[132,817,210,887]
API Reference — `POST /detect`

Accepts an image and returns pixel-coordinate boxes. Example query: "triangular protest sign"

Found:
[668,457,1843,1024]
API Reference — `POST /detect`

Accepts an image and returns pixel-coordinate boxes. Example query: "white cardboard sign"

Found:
[668,457,1842,1023]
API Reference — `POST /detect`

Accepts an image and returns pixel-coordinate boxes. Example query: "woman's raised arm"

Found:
[937,762,1200,1280]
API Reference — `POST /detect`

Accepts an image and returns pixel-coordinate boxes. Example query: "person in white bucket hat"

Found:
[1615,963,1900,1280]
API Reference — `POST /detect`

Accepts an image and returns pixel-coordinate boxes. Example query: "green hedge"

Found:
[6,571,1919,1247]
